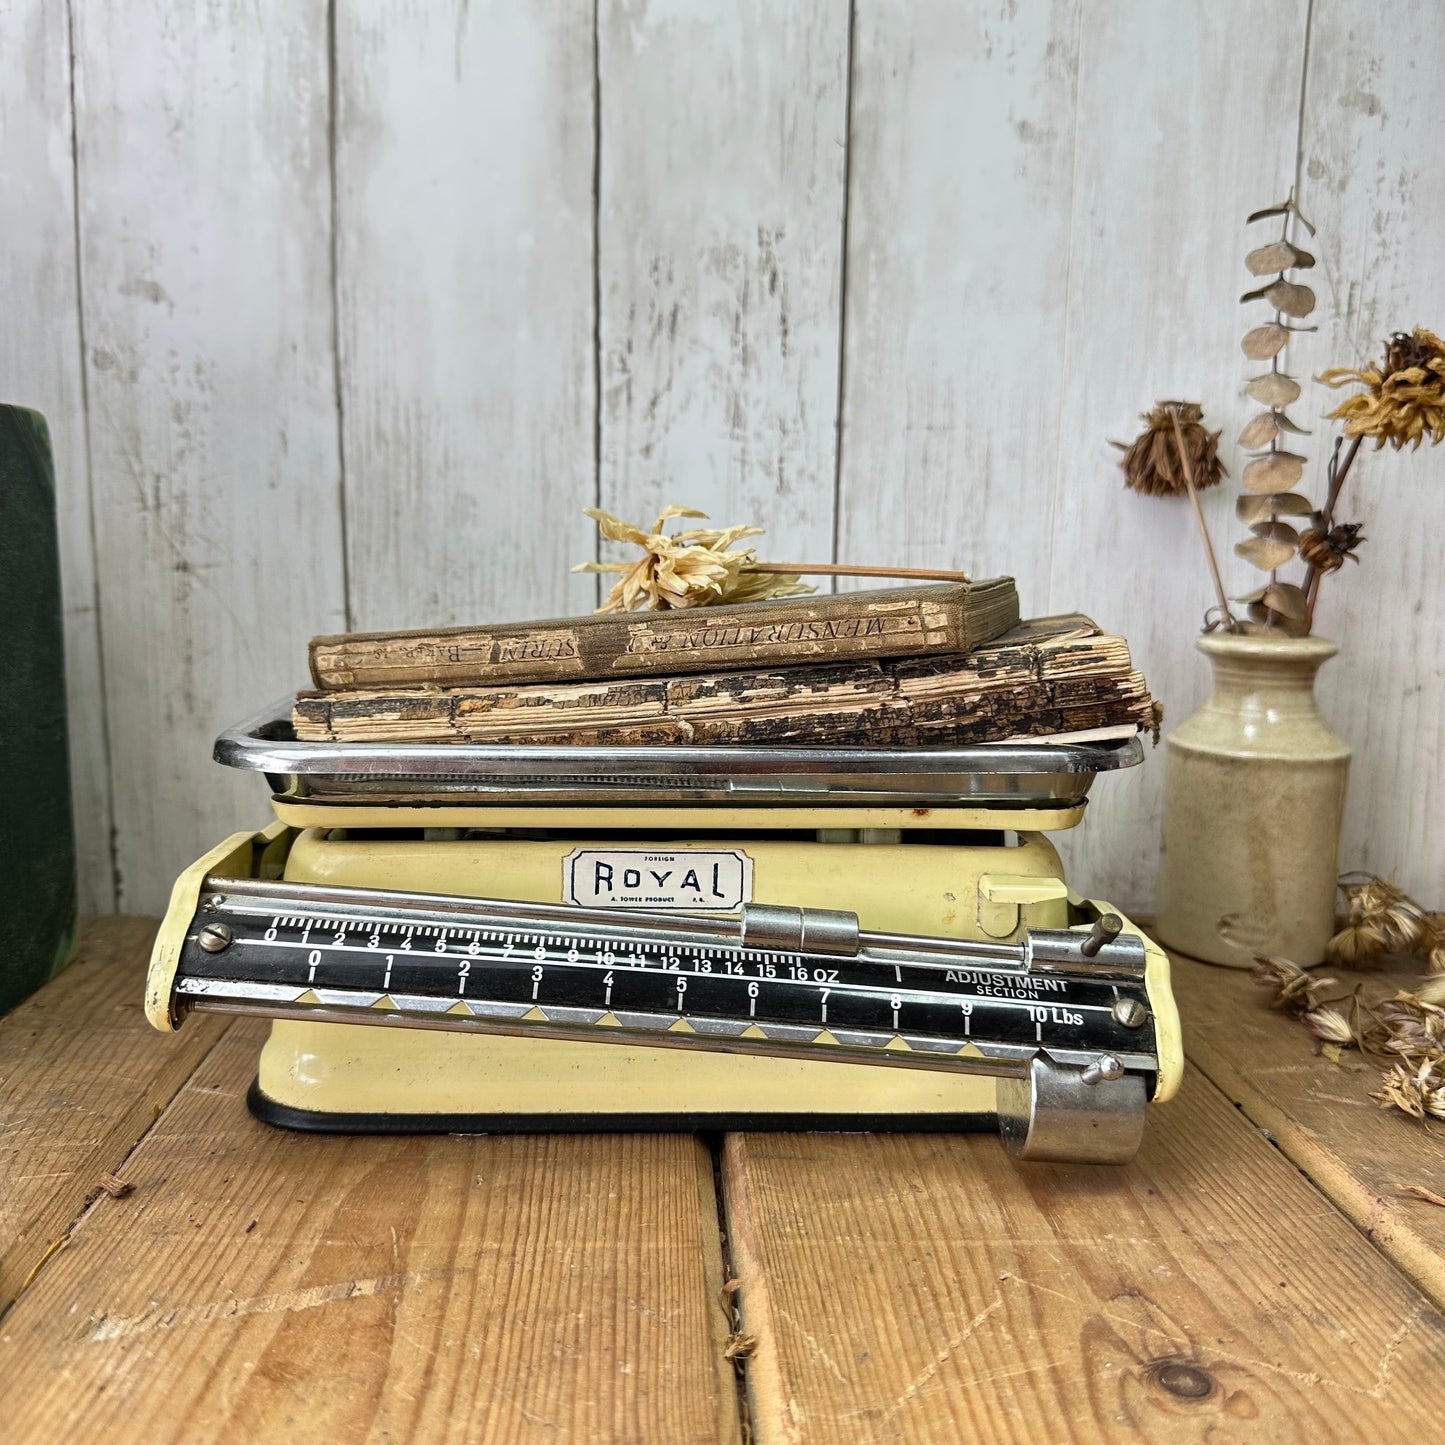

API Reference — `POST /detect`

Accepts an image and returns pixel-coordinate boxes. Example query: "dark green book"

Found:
[0,406,77,1014]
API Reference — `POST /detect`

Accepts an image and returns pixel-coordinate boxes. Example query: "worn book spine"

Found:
[293,615,1153,748]
[307,580,1019,690]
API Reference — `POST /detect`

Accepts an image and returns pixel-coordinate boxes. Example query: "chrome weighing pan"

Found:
[213,697,1144,807]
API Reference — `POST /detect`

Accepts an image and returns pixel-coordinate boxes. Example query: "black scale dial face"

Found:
[177,907,1156,1066]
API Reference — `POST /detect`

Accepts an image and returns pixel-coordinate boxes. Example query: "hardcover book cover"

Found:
[308,579,1020,691]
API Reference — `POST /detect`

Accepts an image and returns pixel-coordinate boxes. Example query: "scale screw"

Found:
[204,894,226,911]
[1080,913,1124,958]
[1112,997,1150,1029]
[1081,1054,1124,1085]
[198,922,234,953]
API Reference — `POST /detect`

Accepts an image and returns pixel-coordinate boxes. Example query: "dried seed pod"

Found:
[1243,450,1307,493]
[1242,323,1291,360]
[1240,279,1317,317]
[1298,522,1366,572]
[1246,373,1303,407]
[1113,401,1226,495]
[1245,240,1317,275]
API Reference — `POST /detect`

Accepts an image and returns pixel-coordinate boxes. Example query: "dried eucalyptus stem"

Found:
[1232,195,1318,633]
[1168,405,1236,629]
[1234,191,1442,633]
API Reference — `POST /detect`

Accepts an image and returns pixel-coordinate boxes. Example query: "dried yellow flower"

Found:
[1113,401,1227,496]
[573,506,815,614]
[1318,327,1445,450]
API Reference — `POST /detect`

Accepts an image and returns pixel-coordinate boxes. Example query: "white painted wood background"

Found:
[3,0,1442,917]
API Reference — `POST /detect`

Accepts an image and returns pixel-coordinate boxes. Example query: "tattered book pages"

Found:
[295,615,1154,748]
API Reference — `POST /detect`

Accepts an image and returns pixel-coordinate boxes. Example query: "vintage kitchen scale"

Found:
[146,698,1182,1164]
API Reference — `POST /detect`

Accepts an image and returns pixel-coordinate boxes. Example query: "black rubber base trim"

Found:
[247,1078,996,1136]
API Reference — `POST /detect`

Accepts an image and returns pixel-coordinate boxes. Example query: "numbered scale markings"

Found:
[172,881,1158,1079]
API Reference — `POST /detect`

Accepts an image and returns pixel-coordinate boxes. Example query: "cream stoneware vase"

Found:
[1156,634,1349,968]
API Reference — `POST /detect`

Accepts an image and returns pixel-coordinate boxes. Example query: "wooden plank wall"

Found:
[1,0,1440,917]
[335,1,599,632]
[0,0,113,910]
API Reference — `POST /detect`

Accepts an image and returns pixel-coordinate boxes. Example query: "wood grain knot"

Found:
[1147,1359,1215,1400]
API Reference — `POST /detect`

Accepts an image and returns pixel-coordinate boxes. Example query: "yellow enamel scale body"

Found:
[149,805,1180,1163]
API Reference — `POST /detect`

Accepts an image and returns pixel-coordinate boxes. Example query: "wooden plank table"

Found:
[4,920,1445,1443]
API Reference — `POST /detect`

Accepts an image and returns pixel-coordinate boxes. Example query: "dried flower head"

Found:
[574,506,814,614]
[724,1331,758,1360]
[1255,873,1445,1120]
[1305,1005,1355,1046]
[1426,915,1445,975]
[1372,992,1445,1060]
[1340,874,1409,921]
[1328,876,1429,964]
[1416,972,1445,1004]
[1319,327,1445,450]
[1113,402,1227,496]
[1251,954,1334,1015]
[1376,1057,1445,1121]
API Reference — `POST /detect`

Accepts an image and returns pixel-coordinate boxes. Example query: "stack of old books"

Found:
[293,580,1157,748]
